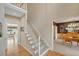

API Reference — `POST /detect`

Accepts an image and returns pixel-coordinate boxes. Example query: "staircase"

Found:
[25,32,39,56]
[11,3,26,10]
[40,39,49,55]
[25,32,49,55]
[6,4,49,56]
[25,22,49,56]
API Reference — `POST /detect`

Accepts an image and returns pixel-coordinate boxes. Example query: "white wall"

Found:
[0,4,7,55]
[27,3,79,50]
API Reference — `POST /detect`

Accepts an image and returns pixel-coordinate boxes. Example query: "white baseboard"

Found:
[40,48,49,56]
[18,43,33,56]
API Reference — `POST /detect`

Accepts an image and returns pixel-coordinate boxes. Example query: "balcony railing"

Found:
[11,3,26,10]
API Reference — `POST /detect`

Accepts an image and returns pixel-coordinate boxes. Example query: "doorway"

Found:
[6,24,18,55]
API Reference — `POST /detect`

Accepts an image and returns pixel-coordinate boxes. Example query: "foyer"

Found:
[0,3,79,56]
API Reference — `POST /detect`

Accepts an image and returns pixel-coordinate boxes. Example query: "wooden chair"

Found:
[73,33,79,46]
[63,33,73,47]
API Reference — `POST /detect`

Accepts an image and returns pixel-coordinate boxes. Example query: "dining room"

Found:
[53,20,79,55]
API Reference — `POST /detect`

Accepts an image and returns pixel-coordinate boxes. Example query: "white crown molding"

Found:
[54,17,79,23]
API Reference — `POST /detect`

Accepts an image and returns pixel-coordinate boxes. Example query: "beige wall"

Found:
[27,4,53,49]
[27,3,79,22]
[27,3,79,50]
[44,4,79,22]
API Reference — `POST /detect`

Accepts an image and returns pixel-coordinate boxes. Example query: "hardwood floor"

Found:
[46,50,64,56]
[6,45,32,56]
[6,37,64,56]
[6,38,32,56]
